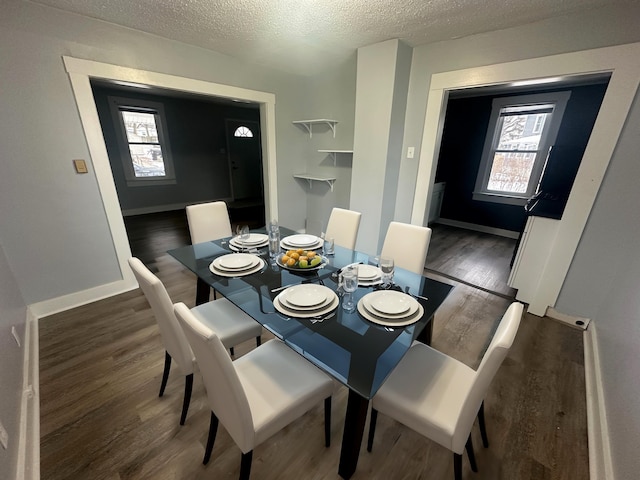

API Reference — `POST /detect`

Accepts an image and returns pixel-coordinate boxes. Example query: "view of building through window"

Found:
[487,109,551,194]
[121,110,166,177]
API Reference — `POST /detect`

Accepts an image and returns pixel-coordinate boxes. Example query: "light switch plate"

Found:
[0,419,8,450]
[407,147,415,159]
[73,159,88,174]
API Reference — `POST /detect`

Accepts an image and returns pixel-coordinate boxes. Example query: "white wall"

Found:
[0,0,355,306]
[396,4,640,223]
[297,60,357,235]
[555,92,640,480]
[350,39,412,255]
[0,244,27,480]
[395,5,640,478]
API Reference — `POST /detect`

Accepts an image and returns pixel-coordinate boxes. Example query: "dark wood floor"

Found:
[39,214,588,480]
[426,223,517,298]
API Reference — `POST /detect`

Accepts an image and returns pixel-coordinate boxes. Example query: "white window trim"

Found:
[108,96,176,187]
[473,91,571,205]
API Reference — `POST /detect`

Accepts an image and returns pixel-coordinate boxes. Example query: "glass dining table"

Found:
[168,227,454,479]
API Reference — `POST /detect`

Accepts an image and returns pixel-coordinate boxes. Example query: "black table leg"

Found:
[196,278,210,306]
[416,315,434,345]
[338,390,369,479]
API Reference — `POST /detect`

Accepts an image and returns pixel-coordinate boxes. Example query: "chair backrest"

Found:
[380,221,432,274]
[324,207,362,250]
[186,201,233,244]
[128,258,194,375]
[174,302,255,452]
[451,301,524,452]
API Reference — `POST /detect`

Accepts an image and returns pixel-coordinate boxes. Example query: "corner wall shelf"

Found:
[318,149,353,166]
[293,174,336,192]
[292,119,338,138]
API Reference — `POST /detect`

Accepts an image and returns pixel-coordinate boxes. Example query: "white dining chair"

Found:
[186,201,233,300]
[128,257,262,425]
[174,302,334,480]
[324,207,362,250]
[380,221,432,274]
[367,302,524,480]
[186,201,233,244]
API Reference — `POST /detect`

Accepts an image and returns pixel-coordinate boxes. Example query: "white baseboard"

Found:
[434,218,520,239]
[546,306,591,330]
[28,278,137,319]
[16,309,40,480]
[584,323,614,480]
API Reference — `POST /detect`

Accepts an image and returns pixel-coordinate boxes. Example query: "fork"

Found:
[310,312,336,324]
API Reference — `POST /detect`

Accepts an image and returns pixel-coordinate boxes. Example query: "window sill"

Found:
[125,178,177,188]
[472,191,528,206]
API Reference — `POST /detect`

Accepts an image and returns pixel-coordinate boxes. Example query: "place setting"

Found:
[357,290,424,327]
[356,264,382,286]
[228,226,269,252]
[280,233,324,251]
[209,252,265,277]
[273,283,339,322]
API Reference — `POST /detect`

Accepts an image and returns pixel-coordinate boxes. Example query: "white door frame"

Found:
[410,43,640,315]
[63,56,278,291]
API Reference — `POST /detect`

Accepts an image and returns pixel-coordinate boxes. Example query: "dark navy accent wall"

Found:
[92,84,260,212]
[435,82,608,232]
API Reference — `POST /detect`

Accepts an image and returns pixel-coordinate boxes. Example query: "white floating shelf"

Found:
[292,119,338,138]
[318,149,353,165]
[293,174,337,192]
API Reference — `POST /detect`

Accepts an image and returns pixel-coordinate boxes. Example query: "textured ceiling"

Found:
[32,0,632,76]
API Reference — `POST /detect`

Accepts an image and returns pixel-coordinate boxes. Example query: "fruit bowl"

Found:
[276,250,327,271]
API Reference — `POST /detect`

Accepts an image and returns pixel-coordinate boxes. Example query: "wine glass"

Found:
[379,256,395,288]
[342,266,358,312]
[236,225,250,252]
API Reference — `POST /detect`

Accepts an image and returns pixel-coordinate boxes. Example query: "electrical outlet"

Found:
[0,419,8,450]
[407,147,415,159]
[11,326,20,347]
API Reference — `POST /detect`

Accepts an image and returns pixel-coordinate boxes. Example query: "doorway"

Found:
[410,44,640,314]
[64,56,278,300]
[225,119,266,227]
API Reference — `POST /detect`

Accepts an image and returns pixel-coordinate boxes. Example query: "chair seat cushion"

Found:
[234,340,334,448]
[372,342,475,451]
[191,298,263,348]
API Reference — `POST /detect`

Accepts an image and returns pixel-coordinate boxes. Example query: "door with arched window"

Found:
[225,119,263,202]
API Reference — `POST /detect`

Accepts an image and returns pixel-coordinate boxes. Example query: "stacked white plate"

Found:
[274,284,339,318]
[209,253,265,277]
[357,290,424,327]
[280,234,323,251]
[357,264,382,286]
[229,233,269,252]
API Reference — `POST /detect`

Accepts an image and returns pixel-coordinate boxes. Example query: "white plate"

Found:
[231,233,268,246]
[282,234,319,247]
[280,284,329,308]
[357,264,381,280]
[229,243,267,253]
[209,258,265,277]
[274,291,339,318]
[367,290,415,316]
[357,298,424,327]
[280,240,324,251]
[214,253,259,271]
[358,278,382,287]
[362,291,419,317]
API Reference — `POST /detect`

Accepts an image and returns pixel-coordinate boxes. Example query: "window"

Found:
[234,126,253,137]
[473,91,570,205]
[109,97,175,186]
